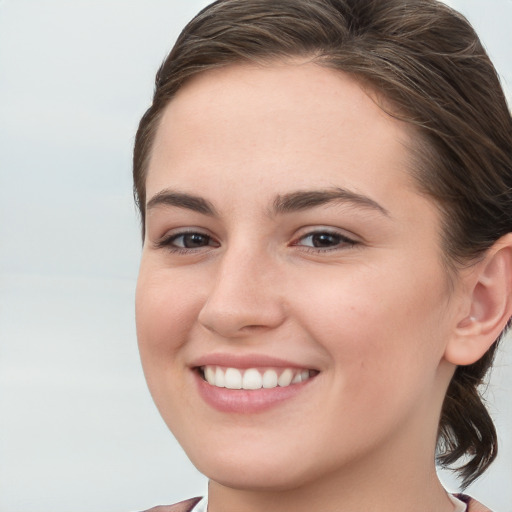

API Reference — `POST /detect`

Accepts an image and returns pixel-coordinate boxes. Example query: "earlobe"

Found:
[445,234,512,366]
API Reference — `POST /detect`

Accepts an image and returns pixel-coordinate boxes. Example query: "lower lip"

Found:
[194,371,314,413]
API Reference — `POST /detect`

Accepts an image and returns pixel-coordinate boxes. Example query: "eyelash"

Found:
[155,229,358,254]
[155,230,220,254]
[291,230,358,252]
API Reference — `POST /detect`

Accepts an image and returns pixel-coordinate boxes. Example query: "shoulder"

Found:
[141,497,203,512]
[455,494,493,512]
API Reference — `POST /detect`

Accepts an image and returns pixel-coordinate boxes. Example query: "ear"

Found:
[444,233,512,366]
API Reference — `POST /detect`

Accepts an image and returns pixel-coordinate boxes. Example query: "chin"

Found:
[170,429,294,488]
[181,433,339,493]
[196,458,312,492]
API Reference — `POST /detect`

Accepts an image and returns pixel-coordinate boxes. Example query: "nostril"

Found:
[240,324,269,332]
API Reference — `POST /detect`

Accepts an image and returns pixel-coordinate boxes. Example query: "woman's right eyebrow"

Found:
[146,189,219,217]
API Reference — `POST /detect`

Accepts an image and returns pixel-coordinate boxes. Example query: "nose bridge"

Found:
[198,241,285,337]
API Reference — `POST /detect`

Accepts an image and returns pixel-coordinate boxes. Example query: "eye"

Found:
[156,231,220,252]
[173,233,214,249]
[293,230,357,251]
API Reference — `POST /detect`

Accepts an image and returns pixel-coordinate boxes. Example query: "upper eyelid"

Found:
[158,227,213,239]
[292,226,360,242]
[298,231,354,241]
[293,233,357,247]
[154,228,217,248]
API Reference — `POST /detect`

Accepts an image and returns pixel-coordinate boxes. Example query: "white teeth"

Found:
[277,368,293,387]
[215,366,225,388]
[225,368,242,389]
[205,366,216,385]
[202,366,313,390]
[262,369,278,388]
[242,368,263,389]
[292,372,302,384]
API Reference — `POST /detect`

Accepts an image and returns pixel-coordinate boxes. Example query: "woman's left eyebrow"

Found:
[271,188,390,217]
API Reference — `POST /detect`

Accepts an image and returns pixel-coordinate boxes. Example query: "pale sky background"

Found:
[0,1,511,511]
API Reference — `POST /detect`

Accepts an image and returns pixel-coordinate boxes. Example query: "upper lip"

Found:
[190,353,317,370]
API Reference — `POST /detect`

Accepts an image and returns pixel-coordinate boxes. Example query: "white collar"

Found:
[190,495,208,512]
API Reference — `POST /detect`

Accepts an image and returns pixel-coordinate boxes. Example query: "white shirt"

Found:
[191,496,208,512]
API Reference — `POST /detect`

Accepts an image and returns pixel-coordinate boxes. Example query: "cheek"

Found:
[295,262,450,389]
[135,266,208,427]
[292,277,448,457]
[135,267,202,368]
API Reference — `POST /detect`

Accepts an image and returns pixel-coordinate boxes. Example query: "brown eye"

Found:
[156,231,220,252]
[175,233,212,248]
[309,233,343,248]
[297,231,356,249]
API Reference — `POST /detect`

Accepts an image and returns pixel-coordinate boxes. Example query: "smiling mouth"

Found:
[198,366,318,390]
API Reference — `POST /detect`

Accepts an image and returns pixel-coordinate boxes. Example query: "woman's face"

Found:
[136,62,462,490]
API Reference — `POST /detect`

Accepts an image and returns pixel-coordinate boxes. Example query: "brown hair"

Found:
[133,0,512,488]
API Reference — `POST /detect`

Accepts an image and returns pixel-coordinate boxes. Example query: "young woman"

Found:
[133,1,512,511]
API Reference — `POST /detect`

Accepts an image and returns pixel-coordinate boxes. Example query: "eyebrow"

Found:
[271,188,389,216]
[146,189,219,217]
[146,187,389,218]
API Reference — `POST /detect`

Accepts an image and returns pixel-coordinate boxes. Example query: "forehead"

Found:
[146,62,418,208]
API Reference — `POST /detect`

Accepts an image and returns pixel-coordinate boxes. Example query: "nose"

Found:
[197,246,286,338]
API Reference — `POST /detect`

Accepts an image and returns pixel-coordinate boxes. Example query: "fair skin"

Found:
[136,62,511,512]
